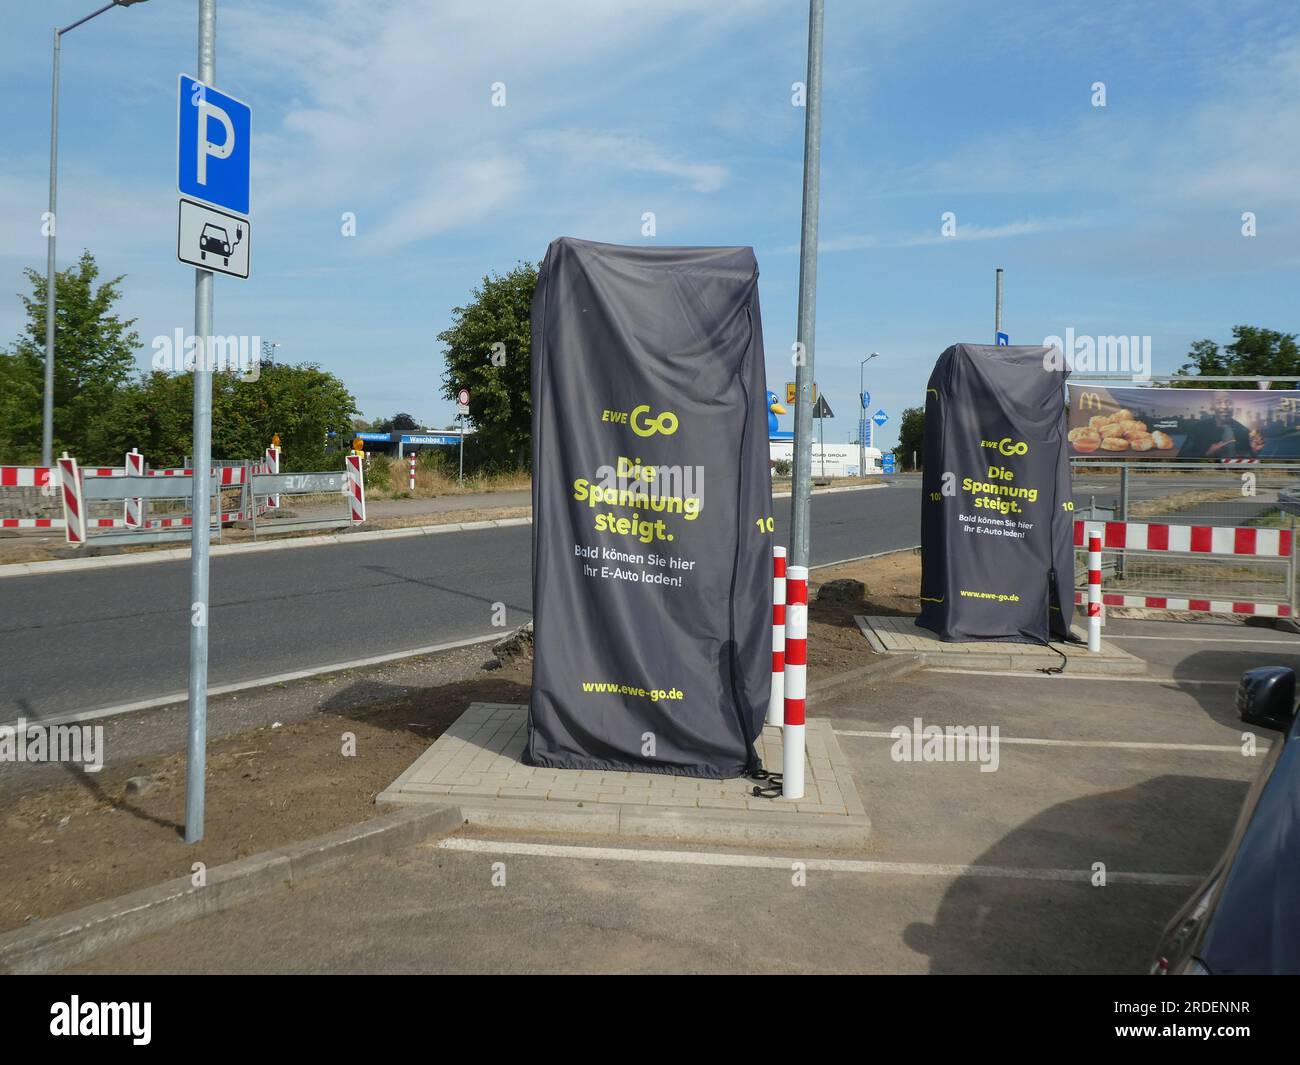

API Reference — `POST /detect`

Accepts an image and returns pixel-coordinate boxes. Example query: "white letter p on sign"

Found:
[197,100,234,186]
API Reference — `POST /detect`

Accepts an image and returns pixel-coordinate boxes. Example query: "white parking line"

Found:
[436,838,1202,887]
[925,668,1239,685]
[834,730,1261,754]
[1107,634,1299,645]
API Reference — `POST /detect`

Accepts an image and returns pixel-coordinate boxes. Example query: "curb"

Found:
[0,515,533,580]
[0,804,464,974]
[806,653,924,706]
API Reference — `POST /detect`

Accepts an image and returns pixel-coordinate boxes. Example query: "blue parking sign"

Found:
[178,75,251,216]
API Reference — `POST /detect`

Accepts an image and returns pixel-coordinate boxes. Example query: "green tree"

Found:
[88,362,357,470]
[1175,326,1300,388]
[436,262,537,469]
[895,406,924,469]
[1,250,139,463]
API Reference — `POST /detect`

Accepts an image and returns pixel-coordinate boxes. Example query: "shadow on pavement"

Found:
[902,774,1249,974]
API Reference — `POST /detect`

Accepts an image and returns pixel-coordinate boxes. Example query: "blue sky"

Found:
[3,0,1298,451]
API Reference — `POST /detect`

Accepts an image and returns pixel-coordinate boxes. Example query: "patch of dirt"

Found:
[807,550,920,672]
[0,658,531,934]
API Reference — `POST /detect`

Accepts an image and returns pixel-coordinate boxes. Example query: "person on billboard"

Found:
[1183,391,1260,459]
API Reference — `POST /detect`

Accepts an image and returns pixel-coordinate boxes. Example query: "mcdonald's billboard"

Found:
[1066,385,1300,460]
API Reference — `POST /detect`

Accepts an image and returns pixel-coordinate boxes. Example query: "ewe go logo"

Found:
[981,437,1029,457]
[600,404,680,437]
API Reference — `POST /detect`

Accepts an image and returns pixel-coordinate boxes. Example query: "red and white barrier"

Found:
[1073,519,1291,558]
[57,454,86,546]
[408,454,416,492]
[767,546,786,727]
[782,564,808,800]
[264,443,280,508]
[0,466,57,488]
[1073,590,1291,618]
[346,452,366,524]
[124,448,144,529]
[1086,533,1102,652]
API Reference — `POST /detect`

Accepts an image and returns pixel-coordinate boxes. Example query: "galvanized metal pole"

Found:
[788,0,824,571]
[185,0,217,845]
[42,29,61,468]
[994,267,1004,340]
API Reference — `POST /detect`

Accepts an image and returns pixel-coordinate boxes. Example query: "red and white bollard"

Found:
[1087,532,1102,653]
[124,448,144,528]
[782,564,808,799]
[408,453,416,492]
[767,546,787,727]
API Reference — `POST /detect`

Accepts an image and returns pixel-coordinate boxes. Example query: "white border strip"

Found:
[1,632,505,729]
[924,667,1240,685]
[435,838,1202,887]
[834,730,1260,753]
[0,515,533,580]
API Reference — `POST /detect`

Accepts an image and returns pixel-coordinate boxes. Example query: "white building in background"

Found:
[769,439,883,477]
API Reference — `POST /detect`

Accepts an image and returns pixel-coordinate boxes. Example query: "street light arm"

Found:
[59,0,148,37]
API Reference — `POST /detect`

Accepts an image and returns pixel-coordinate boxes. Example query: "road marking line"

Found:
[924,668,1239,685]
[0,632,506,730]
[1107,634,1299,645]
[834,730,1260,753]
[435,838,1202,887]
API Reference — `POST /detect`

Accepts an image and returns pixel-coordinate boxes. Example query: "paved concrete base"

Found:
[856,615,1147,675]
[378,703,871,850]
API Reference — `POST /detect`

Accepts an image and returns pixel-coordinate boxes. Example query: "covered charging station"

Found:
[526,238,773,777]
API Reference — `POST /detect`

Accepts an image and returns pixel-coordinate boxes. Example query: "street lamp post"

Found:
[859,351,879,476]
[43,1,150,467]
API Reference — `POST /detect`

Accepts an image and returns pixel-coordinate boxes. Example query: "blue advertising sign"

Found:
[882,454,896,473]
[872,408,888,427]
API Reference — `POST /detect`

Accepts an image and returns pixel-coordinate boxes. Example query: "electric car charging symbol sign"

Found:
[177,75,251,280]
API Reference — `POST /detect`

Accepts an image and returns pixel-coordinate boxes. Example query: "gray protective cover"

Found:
[526,237,773,777]
[917,344,1075,643]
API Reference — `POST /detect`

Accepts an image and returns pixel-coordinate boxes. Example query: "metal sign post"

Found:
[995,266,1004,341]
[457,388,469,484]
[184,0,217,846]
[788,0,824,575]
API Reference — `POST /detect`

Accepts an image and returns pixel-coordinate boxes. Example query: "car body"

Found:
[199,223,232,260]
[1151,666,1300,974]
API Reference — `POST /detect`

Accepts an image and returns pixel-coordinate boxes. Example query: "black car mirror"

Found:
[1237,666,1297,733]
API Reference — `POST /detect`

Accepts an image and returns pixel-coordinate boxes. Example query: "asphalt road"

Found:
[0,480,922,719]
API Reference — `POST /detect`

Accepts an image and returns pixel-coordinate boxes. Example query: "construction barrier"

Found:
[0,437,364,547]
[346,452,366,525]
[782,564,808,800]
[1073,518,1293,618]
[767,545,786,727]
